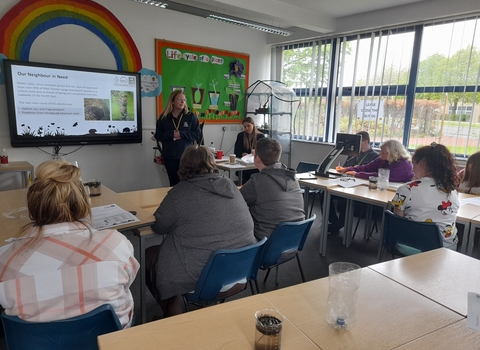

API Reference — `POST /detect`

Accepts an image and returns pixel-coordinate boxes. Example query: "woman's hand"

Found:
[345,171,356,176]
[336,166,347,173]
[242,152,248,157]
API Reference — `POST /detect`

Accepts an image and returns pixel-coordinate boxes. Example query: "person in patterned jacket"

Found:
[0,160,139,328]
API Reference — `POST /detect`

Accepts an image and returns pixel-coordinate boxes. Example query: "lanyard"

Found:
[356,152,368,166]
[172,112,183,130]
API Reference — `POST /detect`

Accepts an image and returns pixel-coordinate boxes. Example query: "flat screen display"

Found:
[3,59,142,147]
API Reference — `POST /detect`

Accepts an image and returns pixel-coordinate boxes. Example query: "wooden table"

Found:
[298,175,341,255]
[0,161,34,188]
[369,248,480,317]
[0,185,155,324]
[98,294,320,350]
[263,267,462,350]
[119,187,171,212]
[396,319,480,349]
[216,161,256,185]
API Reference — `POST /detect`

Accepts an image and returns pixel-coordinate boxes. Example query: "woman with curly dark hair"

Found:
[392,142,460,250]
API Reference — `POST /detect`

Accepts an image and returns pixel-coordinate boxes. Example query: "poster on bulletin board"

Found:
[155,39,249,123]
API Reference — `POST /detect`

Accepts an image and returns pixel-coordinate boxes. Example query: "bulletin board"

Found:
[155,39,249,123]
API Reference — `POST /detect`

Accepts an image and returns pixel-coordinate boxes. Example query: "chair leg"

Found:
[351,215,362,241]
[182,295,190,312]
[254,279,260,294]
[309,193,317,217]
[249,280,256,295]
[296,254,306,282]
[378,246,385,262]
[274,266,279,286]
[263,268,272,283]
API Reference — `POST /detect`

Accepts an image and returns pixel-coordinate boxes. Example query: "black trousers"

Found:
[163,158,181,186]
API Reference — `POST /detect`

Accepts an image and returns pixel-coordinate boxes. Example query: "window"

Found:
[282,16,480,157]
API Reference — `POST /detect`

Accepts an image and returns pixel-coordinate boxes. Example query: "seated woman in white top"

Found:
[457,151,480,195]
[392,142,460,250]
[0,160,139,328]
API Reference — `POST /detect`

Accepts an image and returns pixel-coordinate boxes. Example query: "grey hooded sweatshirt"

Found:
[153,173,256,300]
[240,163,305,240]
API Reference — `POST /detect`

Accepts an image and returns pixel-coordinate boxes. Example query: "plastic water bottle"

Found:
[327,285,359,329]
[0,149,8,167]
[327,262,361,330]
[209,142,216,154]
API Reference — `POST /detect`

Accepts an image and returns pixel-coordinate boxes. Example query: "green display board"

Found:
[155,40,249,123]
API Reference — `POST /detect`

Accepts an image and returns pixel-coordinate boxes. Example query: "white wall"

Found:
[0,0,270,191]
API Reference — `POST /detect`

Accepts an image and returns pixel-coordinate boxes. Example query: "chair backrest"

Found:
[383,210,443,256]
[185,237,267,305]
[258,215,316,270]
[296,161,319,174]
[1,304,122,350]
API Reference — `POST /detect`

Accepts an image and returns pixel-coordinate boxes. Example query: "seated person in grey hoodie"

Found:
[240,138,305,240]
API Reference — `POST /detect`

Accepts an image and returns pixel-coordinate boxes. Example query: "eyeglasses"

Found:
[175,98,187,102]
[340,176,355,182]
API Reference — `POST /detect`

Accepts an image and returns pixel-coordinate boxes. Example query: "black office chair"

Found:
[379,210,443,262]
[296,162,320,217]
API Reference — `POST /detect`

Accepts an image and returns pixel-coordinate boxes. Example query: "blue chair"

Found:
[379,210,443,262]
[1,304,123,350]
[296,162,320,217]
[183,237,267,309]
[253,215,316,292]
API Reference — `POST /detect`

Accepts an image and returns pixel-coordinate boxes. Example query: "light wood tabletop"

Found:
[369,248,480,317]
[118,187,171,211]
[262,268,463,350]
[396,319,480,349]
[98,294,320,350]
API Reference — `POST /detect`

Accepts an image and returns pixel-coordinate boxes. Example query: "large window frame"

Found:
[282,16,480,157]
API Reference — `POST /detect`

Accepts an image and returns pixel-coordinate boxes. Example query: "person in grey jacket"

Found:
[240,138,305,240]
[146,145,256,317]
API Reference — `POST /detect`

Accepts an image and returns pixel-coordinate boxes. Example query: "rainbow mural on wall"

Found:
[0,0,142,72]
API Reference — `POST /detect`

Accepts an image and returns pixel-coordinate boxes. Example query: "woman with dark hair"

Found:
[155,90,201,186]
[392,142,460,250]
[234,117,265,183]
[234,117,265,158]
[0,160,139,328]
[146,145,256,317]
[457,151,480,195]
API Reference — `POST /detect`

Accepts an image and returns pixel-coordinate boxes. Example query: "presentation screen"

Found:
[4,59,142,147]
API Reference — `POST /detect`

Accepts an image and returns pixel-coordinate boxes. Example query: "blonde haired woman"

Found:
[337,139,414,182]
[0,160,139,328]
[155,90,201,186]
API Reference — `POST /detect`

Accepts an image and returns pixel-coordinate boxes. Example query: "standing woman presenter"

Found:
[155,90,201,186]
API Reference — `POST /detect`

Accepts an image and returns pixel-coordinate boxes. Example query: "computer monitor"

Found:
[315,133,362,177]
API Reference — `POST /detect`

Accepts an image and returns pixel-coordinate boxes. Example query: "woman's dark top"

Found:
[155,110,201,159]
[234,132,265,158]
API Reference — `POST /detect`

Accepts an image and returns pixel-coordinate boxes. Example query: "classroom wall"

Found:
[0,0,271,192]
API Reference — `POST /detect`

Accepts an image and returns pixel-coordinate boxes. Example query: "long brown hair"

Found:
[19,160,92,242]
[462,151,480,188]
[159,90,189,120]
[242,117,262,150]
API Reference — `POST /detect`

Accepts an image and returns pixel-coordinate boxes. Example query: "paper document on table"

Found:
[460,196,480,207]
[92,204,139,230]
[333,178,367,188]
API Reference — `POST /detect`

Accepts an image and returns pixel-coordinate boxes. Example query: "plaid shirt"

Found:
[0,222,139,328]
